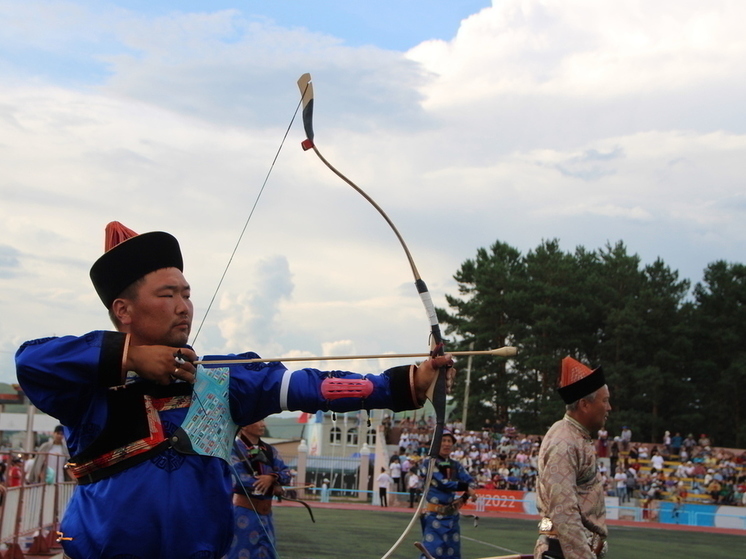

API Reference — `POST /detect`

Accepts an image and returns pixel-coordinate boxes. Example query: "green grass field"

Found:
[273,505,745,558]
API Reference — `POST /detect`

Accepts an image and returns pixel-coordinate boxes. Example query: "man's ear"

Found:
[576,397,590,415]
[111,298,132,325]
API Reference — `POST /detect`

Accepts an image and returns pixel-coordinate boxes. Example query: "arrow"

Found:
[195,347,517,366]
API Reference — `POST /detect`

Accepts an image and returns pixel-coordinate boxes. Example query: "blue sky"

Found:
[2,1,746,384]
[2,1,491,85]
[112,1,492,49]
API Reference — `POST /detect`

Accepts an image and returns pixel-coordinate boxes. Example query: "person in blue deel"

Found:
[226,419,290,559]
[16,221,454,559]
[419,430,476,559]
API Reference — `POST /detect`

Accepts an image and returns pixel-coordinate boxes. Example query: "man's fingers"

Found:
[126,345,198,385]
[174,348,198,363]
[431,354,455,369]
[172,364,196,384]
[177,360,197,375]
[172,350,197,384]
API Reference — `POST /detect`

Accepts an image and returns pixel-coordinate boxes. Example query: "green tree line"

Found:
[438,239,746,448]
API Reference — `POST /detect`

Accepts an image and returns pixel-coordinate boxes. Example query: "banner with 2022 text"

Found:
[462,489,534,514]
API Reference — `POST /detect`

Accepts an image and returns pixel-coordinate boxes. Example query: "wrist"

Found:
[409,365,423,406]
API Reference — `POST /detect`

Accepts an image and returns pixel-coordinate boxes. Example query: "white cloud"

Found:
[215,255,294,351]
[409,0,746,103]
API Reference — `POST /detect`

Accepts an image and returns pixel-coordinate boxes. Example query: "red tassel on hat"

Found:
[91,223,183,308]
[104,221,138,252]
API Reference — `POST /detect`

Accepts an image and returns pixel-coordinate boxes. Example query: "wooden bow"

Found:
[297,72,450,559]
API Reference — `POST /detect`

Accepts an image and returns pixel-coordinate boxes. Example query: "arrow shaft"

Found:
[195,347,516,366]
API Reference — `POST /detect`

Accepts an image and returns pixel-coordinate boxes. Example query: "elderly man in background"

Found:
[534,357,611,559]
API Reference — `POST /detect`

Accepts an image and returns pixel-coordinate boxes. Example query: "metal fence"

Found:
[0,480,74,556]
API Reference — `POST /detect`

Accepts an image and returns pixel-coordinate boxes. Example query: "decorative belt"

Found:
[68,395,186,484]
[424,502,459,516]
[233,492,273,515]
[538,518,606,559]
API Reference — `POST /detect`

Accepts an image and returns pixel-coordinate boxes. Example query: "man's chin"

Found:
[167,332,191,347]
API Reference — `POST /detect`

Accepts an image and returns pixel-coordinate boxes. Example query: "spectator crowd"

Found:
[387,416,746,510]
[392,417,542,495]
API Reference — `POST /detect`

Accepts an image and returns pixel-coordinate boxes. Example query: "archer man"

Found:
[16,221,455,559]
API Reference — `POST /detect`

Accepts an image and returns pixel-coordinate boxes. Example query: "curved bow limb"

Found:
[296,73,446,403]
[415,541,436,559]
[276,494,316,523]
[295,73,524,559]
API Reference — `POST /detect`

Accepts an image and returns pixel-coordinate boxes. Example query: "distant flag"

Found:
[315,410,324,423]
[297,412,310,424]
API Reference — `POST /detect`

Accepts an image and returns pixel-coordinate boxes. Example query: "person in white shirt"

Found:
[376,467,394,507]
[406,468,422,508]
[389,457,403,493]
[651,451,665,472]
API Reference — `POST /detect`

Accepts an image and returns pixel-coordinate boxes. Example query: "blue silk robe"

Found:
[16,331,416,559]
[419,456,474,559]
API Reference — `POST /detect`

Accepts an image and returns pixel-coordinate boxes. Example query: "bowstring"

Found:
[190,94,305,346]
[186,91,304,559]
[328,411,338,501]
[187,93,303,428]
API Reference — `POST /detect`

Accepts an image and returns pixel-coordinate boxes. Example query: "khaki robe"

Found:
[534,415,607,559]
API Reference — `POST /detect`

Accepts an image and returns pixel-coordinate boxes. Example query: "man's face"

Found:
[439,435,454,457]
[118,267,193,346]
[583,385,611,433]
[242,420,266,440]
